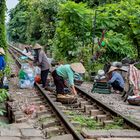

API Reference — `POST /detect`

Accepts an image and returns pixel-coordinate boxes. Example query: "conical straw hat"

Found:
[33,43,42,49]
[71,63,85,73]
[108,66,118,73]
[0,48,5,55]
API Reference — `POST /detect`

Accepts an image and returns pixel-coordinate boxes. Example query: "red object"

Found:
[24,105,36,115]
[35,75,41,83]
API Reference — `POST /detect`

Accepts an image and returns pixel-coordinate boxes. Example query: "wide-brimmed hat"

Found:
[108,66,119,73]
[33,43,42,49]
[70,63,86,74]
[0,48,5,55]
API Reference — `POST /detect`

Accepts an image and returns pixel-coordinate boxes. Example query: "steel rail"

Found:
[8,43,34,61]
[9,44,140,131]
[8,46,84,140]
[75,85,140,131]
[36,83,84,140]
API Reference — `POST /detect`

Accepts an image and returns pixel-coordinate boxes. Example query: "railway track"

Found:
[8,45,84,140]
[8,44,140,139]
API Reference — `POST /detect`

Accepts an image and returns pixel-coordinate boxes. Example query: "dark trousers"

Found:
[41,69,49,88]
[52,70,65,94]
[111,80,124,92]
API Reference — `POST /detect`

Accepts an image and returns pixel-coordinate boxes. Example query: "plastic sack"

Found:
[35,75,41,83]
[24,68,34,80]
[127,95,140,105]
[19,79,34,89]
[20,56,28,60]
[97,70,105,76]
[3,76,9,89]
[111,61,122,68]
[34,66,41,75]
[18,63,35,88]
[19,69,27,79]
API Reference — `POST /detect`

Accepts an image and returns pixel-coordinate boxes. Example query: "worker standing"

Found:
[33,43,50,88]
[0,48,6,88]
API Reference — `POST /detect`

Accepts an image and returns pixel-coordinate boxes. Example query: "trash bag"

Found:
[19,69,27,79]
[97,70,105,76]
[127,95,140,105]
[111,61,122,68]
[94,70,106,81]
[34,66,41,76]
[35,75,41,83]
[3,76,9,89]
[20,56,28,60]
[19,79,34,89]
[18,63,35,89]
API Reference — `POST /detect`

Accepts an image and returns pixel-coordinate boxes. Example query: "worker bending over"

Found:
[52,63,85,96]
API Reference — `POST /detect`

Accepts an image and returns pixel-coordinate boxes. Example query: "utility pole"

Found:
[92,9,105,55]
[92,10,97,55]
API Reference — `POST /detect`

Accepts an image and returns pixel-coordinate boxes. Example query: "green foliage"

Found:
[4,65,11,78]
[8,0,29,43]
[73,0,121,7]
[53,1,93,61]
[74,115,101,129]
[0,0,6,49]
[8,0,140,72]
[104,31,135,61]
[0,56,12,79]
[0,89,9,103]
[8,0,66,47]
[0,109,6,116]
[134,63,140,70]
[69,113,123,130]
[0,71,3,79]
[27,0,66,45]
[94,0,139,60]
[104,117,123,130]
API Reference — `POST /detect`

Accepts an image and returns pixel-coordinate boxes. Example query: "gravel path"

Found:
[80,82,140,124]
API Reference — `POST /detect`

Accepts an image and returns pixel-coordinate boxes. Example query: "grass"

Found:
[65,110,124,130]
[104,117,124,130]
[6,52,15,64]
[38,117,50,123]
[73,115,102,129]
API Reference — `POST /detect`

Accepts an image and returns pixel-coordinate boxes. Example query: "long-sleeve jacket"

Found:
[56,64,74,86]
[38,50,50,71]
[108,71,124,88]
[0,55,6,71]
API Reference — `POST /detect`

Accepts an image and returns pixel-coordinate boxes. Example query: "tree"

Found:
[0,0,6,49]
[53,1,93,62]
[8,0,29,43]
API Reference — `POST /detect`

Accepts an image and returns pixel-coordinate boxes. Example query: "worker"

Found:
[107,66,125,93]
[0,48,6,88]
[33,43,50,88]
[0,48,6,71]
[52,63,85,96]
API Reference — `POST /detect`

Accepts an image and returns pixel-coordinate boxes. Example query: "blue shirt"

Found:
[0,55,6,70]
[56,64,74,86]
[108,71,124,88]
